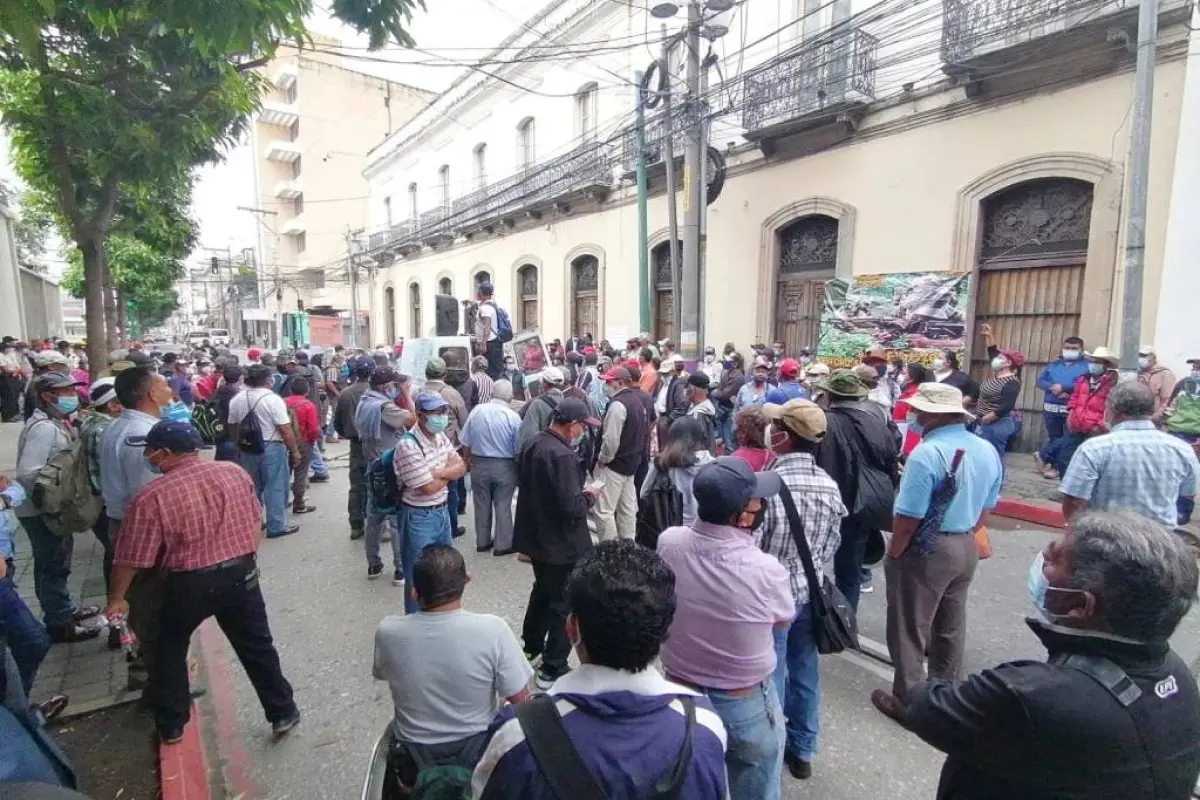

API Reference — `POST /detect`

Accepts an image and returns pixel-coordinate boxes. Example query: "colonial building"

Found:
[361,0,1199,449]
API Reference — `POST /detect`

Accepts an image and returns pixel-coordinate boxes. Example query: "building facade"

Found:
[362,0,1198,449]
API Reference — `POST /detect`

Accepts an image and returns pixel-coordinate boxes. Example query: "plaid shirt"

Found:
[1061,420,1200,528]
[756,452,847,606]
[115,458,262,571]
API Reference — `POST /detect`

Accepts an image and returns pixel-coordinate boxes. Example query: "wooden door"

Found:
[775,278,827,357]
[518,264,538,331]
[970,178,1092,452]
[774,215,837,356]
[571,255,599,337]
[652,242,679,342]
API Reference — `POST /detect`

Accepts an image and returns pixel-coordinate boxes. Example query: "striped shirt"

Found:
[471,370,494,406]
[757,452,846,605]
[393,423,456,507]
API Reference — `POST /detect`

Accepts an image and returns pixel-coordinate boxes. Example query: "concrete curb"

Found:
[993,496,1067,528]
[158,704,208,800]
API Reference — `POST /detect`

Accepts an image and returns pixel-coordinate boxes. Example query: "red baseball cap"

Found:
[603,366,633,383]
[778,358,801,379]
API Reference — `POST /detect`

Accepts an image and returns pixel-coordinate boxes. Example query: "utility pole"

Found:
[680,0,704,361]
[635,70,651,335]
[661,23,683,345]
[346,230,360,349]
[1119,0,1159,374]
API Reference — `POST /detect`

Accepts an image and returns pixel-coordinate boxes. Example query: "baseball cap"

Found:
[693,457,783,523]
[806,362,831,378]
[247,347,262,361]
[370,366,399,387]
[778,358,801,379]
[131,420,204,453]
[89,378,117,407]
[603,366,633,383]
[541,366,565,385]
[763,399,827,442]
[687,372,710,390]
[353,359,374,380]
[1138,344,1155,356]
[425,357,447,378]
[34,351,69,368]
[416,391,449,412]
[551,397,600,427]
[34,372,77,390]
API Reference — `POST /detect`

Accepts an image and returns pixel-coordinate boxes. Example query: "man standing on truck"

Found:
[474,282,505,380]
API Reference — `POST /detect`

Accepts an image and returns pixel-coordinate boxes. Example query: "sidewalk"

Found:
[1,422,138,717]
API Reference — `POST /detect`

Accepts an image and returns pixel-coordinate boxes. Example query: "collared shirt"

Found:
[394,423,456,507]
[1061,420,1200,528]
[757,452,846,606]
[895,422,1003,532]
[114,458,261,571]
[99,409,161,520]
[14,410,75,518]
[460,400,520,459]
[656,521,794,690]
[0,483,28,560]
[471,371,494,406]
[78,410,115,496]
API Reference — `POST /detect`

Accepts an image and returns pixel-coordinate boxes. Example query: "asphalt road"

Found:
[209,439,1200,800]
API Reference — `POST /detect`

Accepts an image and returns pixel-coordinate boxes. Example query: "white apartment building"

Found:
[362,0,1200,449]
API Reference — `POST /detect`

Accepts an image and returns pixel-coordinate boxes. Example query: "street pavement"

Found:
[199,438,1200,800]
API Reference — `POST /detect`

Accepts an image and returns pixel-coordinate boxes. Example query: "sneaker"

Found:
[47,623,101,644]
[272,710,301,737]
[785,753,812,780]
[860,572,875,594]
[524,651,543,669]
[309,474,330,483]
[393,569,405,587]
[535,668,564,691]
[367,563,383,580]
[452,525,466,539]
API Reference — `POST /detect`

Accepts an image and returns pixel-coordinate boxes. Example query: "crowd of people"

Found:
[3,310,1200,800]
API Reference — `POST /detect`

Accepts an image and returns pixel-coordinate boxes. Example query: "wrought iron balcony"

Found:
[618,105,694,175]
[741,27,878,136]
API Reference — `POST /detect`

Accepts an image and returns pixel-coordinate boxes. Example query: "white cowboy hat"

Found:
[1087,346,1120,364]
[906,382,974,418]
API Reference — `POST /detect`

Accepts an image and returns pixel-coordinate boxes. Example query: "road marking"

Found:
[835,646,895,684]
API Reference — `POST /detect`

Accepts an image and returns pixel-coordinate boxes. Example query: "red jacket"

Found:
[1067,372,1117,435]
[893,383,922,457]
[284,395,320,445]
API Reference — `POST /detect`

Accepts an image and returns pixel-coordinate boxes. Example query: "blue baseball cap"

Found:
[127,420,204,453]
[693,457,783,524]
[416,392,449,412]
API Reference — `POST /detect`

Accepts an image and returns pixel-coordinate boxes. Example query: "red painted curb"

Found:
[198,619,257,799]
[994,496,1067,529]
[158,703,208,800]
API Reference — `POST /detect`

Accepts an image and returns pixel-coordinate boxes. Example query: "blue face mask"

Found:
[425,414,449,434]
[385,386,400,400]
[905,411,924,437]
[1028,552,1086,620]
[55,395,80,415]
[1087,362,1105,376]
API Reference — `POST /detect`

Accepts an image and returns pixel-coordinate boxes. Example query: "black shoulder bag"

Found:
[776,488,860,654]
[515,694,695,800]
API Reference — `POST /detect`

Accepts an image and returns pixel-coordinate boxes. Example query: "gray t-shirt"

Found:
[372,609,532,745]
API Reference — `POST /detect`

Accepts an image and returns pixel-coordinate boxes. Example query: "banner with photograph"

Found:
[818,272,970,369]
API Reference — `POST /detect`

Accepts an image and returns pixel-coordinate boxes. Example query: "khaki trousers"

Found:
[590,465,637,542]
[884,533,978,699]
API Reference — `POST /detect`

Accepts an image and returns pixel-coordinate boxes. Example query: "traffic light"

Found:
[210,256,219,274]
[296,298,304,311]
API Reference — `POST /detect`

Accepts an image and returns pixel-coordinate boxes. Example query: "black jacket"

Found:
[712,368,744,410]
[814,400,899,527]
[905,619,1200,800]
[514,429,593,565]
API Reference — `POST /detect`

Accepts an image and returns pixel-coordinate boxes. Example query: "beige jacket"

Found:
[1139,365,1177,423]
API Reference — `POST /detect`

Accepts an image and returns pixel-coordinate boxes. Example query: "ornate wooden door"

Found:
[775,215,837,356]
[518,264,538,331]
[572,255,599,338]
[652,242,678,342]
[970,178,1093,452]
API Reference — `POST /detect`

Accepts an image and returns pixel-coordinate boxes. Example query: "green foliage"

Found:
[61,234,182,328]
[11,194,54,271]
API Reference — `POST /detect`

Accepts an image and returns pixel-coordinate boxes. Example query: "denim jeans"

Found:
[365,510,399,572]
[1046,431,1085,478]
[716,406,733,454]
[241,442,289,534]
[397,504,451,613]
[707,681,785,800]
[308,443,329,479]
[1038,411,1067,462]
[771,603,821,761]
[21,515,75,627]
[833,518,873,612]
[0,566,51,695]
[976,415,1018,462]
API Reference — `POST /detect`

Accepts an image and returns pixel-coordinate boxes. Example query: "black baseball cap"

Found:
[687,372,710,390]
[128,420,203,453]
[552,397,600,427]
[694,457,783,523]
[370,366,399,387]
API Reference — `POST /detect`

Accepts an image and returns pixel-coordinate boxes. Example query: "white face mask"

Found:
[931,358,946,372]
[1138,356,1151,370]
[704,354,715,364]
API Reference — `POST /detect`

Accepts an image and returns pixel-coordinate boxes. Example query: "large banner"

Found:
[818,272,970,369]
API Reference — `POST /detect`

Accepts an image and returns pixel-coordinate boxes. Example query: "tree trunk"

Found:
[116,289,128,343]
[103,274,119,352]
[81,239,108,381]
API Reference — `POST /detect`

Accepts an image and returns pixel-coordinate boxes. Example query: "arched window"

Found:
[650,241,680,342]
[472,143,487,189]
[570,255,599,337]
[438,276,453,296]
[474,270,492,289]
[575,82,598,141]
[384,286,396,345]
[407,182,418,221]
[517,264,538,331]
[409,282,422,338]
[516,117,536,170]
[437,165,450,208]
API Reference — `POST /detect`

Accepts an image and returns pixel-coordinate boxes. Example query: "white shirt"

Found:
[477,302,497,342]
[228,387,290,443]
[655,381,671,414]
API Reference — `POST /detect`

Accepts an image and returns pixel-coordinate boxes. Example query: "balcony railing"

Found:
[618,105,692,174]
[942,0,1132,65]
[742,27,878,134]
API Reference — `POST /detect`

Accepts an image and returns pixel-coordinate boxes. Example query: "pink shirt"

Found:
[656,521,794,690]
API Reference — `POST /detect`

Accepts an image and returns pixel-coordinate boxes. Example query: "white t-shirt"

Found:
[228,387,290,443]
[373,610,532,745]
[477,302,497,342]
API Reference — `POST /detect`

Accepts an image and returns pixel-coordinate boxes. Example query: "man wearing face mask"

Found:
[15,373,100,644]
[699,346,722,386]
[105,420,299,745]
[355,367,415,582]
[875,382,1001,712]
[657,457,792,800]
[878,510,1200,800]
[591,367,649,542]
[735,358,771,412]
[1053,346,1121,480]
[393,393,466,614]
[515,397,602,689]
[1136,345,1177,426]
[0,338,24,422]
[1033,336,1089,479]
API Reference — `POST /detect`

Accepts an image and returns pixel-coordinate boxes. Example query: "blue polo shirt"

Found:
[894,422,1003,533]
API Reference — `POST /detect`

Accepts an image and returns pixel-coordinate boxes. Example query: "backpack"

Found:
[237,393,269,455]
[366,432,421,515]
[635,466,683,550]
[409,762,472,800]
[485,300,514,343]
[191,402,224,445]
[30,425,102,537]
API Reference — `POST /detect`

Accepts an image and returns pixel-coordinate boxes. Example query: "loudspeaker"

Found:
[434,295,459,336]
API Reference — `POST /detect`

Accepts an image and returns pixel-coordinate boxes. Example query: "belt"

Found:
[666,674,760,696]
[402,502,447,510]
[179,554,255,575]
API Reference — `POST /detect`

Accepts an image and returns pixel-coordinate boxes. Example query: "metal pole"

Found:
[635,70,651,335]
[661,24,683,346]
[347,232,360,349]
[1119,0,1159,374]
[681,0,703,361]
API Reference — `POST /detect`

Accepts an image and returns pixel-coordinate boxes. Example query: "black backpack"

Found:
[635,466,683,550]
[236,393,269,455]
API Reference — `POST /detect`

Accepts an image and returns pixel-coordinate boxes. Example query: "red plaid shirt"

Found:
[114,457,262,571]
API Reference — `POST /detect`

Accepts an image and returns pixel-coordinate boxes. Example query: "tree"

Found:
[0,0,425,376]
[11,198,53,273]
[61,234,186,334]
